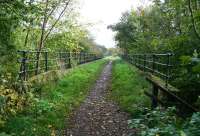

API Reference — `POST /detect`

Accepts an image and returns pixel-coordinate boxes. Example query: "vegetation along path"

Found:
[66,61,135,136]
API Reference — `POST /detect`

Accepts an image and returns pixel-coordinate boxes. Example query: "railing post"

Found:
[68,52,71,68]
[86,53,88,62]
[139,55,141,68]
[45,51,48,72]
[79,52,82,64]
[166,53,171,87]
[144,54,146,72]
[136,55,138,67]
[152,54,155,73]
[22,51,27,81]
[59,52,62,61]
[131,55,133,64]
[93,54,95,61]
[75,52,78,62]
[82,52,85,63]
[35,51,40,75]
[64,52,68,68]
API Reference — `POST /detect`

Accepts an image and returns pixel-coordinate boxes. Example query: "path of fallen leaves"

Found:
[66,61,135,136]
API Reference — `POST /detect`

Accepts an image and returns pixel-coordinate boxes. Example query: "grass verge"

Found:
[110,58,200,136]
[2,59,108,136]
[110,58,151,116]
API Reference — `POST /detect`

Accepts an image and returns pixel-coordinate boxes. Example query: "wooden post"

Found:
[45,51,48,72]
[152,85,159,108]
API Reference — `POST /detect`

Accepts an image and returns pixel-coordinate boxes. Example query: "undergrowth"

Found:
[111,58,200,136]
[1,59,107,136]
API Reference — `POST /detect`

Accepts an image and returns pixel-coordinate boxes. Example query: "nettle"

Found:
[128,107,181,136]
[129,106,200,136]
[184,112,200,136]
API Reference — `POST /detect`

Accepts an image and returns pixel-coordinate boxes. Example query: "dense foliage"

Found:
[111,0,200,109]
[111,59,200,136]
[129,107,200,136]
[0,0,107,77]
[1,59,107,135]
[0,0,108,135]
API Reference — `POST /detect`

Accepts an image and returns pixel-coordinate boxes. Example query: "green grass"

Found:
[2,59,108,136]
[110,58,151,116]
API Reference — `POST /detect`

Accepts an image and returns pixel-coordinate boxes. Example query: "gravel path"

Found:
[66,61,135,136]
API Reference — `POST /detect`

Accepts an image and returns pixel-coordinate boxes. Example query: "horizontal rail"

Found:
[122,53,173,86]
[18,50,102,81]
[123,53,199,113]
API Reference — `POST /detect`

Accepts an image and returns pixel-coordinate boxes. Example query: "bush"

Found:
[129,106,200,136]
[184,112,200,136]
[128,107,182,136]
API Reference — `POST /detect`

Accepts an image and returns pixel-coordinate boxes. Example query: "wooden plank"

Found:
[146,73,179,92]
[146,73,198,112]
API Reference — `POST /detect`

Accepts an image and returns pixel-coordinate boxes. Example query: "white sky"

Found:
[79,0,152,48]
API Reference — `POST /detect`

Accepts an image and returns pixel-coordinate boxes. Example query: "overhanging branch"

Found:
[43,0,72,43]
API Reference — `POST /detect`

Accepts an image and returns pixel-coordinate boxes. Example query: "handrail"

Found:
[122,53,173,86]
[18,50,102,81]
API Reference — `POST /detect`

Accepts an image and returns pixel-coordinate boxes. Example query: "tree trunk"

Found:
[188,0,200,41]
[35,0,49,75]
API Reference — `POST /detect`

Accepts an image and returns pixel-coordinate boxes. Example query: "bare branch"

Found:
[46,0,62,22]
[43,0,72,43]
[38,0,49,50]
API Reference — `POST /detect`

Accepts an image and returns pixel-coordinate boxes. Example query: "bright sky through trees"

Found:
[80,0,152,48]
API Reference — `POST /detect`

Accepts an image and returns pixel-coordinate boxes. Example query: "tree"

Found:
[111,0,200,102]
[0,1,26,80]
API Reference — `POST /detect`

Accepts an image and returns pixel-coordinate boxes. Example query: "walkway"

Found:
[66,61,134,136]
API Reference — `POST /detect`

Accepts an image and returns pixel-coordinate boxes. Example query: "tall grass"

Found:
[110,58,151,116]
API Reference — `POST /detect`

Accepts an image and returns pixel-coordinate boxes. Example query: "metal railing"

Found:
[122,53,173,86]
[18,50,102,81]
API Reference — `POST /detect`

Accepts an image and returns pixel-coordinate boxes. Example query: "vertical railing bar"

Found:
[144,54,146,72]
[152,54,155,74]
[35,51,39,75]
[22,51,27,81]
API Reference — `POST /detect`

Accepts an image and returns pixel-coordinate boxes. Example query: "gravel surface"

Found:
[65,61,135,136]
